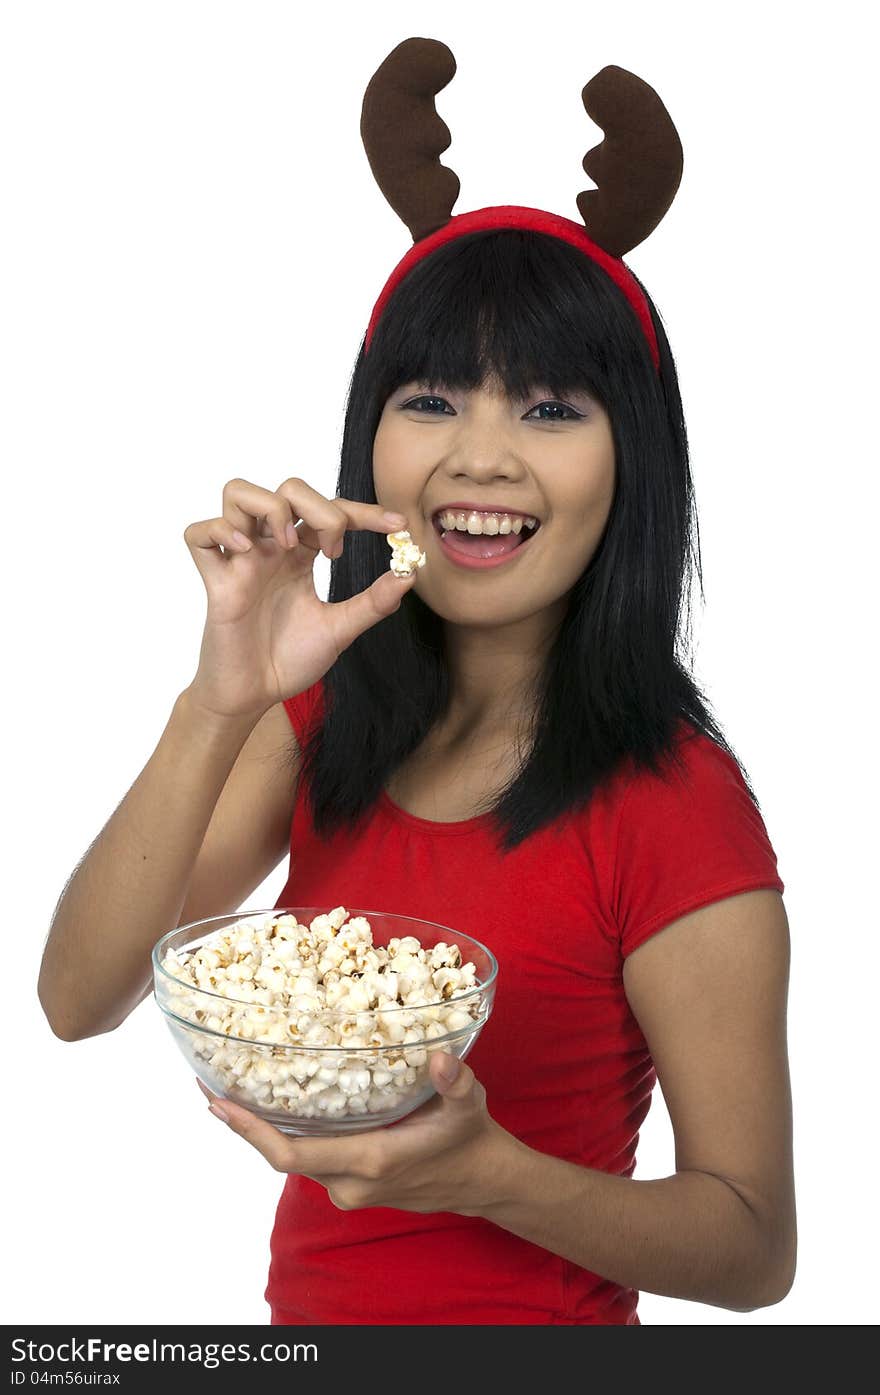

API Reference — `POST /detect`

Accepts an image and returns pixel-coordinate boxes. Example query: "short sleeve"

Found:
[282,678,325,747]
[611,733,785,959]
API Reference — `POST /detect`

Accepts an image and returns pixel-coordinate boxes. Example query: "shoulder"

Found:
[620,719,756,814]
[606,721,785,959]
[581,720,740,835]
[614,720,779,876]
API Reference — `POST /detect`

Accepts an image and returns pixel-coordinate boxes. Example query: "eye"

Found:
[398,394,585,421]
[525,400,584,422]
[400,395,454,415]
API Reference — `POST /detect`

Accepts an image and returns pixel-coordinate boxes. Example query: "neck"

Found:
[440,600,567,738]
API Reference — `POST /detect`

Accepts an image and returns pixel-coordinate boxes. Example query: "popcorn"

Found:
[443,1008,474,1032]
[158,908,485,1125]
[386,531,427,577]
[432,967,463,999]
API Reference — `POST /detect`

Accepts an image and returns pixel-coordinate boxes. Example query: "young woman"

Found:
[39,225,795,1326]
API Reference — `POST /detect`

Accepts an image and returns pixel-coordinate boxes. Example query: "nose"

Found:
[443,412,528,483]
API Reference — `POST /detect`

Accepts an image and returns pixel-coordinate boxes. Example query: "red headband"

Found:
[364,205,661,372]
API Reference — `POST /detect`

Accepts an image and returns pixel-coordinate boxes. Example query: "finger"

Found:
[273,482,408,560]
[221,477,301,553]
[326,566,419,649]
[183,515,257,587]
[195,1077,381,1177]
[196,1077,303,1170]
[429,1052,477,1103]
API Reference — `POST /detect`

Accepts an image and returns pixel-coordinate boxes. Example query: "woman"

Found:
[39,46,795,1326]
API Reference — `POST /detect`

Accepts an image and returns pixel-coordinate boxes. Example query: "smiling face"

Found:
[372,372,617,628]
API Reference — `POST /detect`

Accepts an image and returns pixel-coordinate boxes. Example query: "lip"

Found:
[430,517,540,570]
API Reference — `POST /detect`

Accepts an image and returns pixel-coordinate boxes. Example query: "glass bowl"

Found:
[152,907,497,1135]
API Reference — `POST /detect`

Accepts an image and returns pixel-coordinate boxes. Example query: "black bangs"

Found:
[366,229,652,410]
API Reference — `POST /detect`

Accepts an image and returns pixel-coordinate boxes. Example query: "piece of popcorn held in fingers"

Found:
[386,530,427,577]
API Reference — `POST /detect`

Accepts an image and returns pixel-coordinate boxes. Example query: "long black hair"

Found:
[286,228,760,854]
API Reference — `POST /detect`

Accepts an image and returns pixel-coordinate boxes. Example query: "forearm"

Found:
[38,687,260,1041]
[475,1126,788,1312]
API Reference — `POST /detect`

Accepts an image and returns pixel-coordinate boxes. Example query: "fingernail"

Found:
[285,521,298,547]
[383,512,406,525]
[196,1077,213,1101]
[232,530,252,550]
[208,1102,229,1123]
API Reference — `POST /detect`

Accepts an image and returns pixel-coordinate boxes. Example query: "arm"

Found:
[38,690,291,1041]
[476,887,797,1311]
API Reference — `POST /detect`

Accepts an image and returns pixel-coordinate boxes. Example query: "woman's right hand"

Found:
[182,476,418,720]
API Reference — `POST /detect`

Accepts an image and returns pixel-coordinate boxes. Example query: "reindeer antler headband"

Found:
[360,38,684,373]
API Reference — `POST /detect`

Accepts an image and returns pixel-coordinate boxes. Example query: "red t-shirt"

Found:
[265,679,785,1325]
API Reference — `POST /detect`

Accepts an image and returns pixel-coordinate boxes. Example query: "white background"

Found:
[3,0,876,1328]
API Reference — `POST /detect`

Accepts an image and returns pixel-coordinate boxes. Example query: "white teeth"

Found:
[435,509,540,535]
[471,509,519,535]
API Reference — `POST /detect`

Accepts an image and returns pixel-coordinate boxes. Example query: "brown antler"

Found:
[577,65,684,257]
[360,37,461,243]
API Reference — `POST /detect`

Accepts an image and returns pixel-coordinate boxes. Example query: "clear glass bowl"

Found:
[152,908,497,1136]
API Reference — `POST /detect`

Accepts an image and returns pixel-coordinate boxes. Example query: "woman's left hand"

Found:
[195,1052,515,1215]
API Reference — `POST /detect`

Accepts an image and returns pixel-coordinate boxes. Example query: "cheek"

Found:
[370,426,398,510]
[558,475,615,542]
[372,416,422,499]
[371,417,393,491]
[548,479,615,576]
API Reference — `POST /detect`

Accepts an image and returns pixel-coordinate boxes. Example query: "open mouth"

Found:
[431,509,541,562]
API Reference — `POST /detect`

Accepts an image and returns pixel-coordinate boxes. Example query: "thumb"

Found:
[430,1051,474,1102]
[329,568,417,650]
